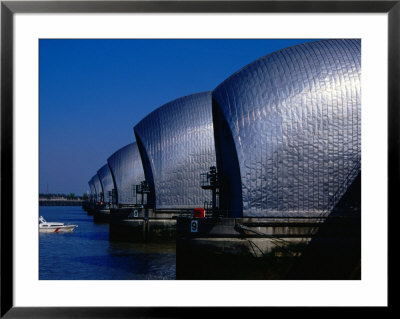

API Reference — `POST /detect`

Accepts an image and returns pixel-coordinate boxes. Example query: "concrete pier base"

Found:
[86,209,95,216]
[93,209,111,223]
[177,237,310,280]
[109,208,182,242]
[82,202,96,215]
[176,216,360,280]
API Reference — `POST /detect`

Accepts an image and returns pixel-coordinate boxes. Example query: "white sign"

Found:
[190,220,198,233]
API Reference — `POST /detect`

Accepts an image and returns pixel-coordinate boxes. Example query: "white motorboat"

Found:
[39,216,78,233]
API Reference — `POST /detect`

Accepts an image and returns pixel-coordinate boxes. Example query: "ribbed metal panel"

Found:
[93,174,102,201]
[134,92,216,210]
[107,142,145,205]
[212,39,361,217]
[97,164,114,203]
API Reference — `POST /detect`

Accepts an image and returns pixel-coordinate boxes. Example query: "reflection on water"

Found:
[39,206,176,280]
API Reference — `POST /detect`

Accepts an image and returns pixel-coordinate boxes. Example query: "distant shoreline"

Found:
[39,199,85,206]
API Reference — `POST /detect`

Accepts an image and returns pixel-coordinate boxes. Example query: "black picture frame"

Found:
[1,0,392,317]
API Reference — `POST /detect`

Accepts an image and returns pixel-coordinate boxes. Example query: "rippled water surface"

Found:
[39,206,176,280]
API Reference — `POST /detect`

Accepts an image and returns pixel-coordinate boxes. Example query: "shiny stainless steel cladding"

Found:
[107,142,145,205]
[212,39,361,218]
[93,174,102,201]
[88,176,97,199]
[134,92,216,210]
[97,164,114,203]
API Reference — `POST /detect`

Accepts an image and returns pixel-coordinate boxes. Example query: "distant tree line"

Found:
[39,193,89,200]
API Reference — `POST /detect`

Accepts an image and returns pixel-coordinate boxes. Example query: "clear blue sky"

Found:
[39,39,316,195]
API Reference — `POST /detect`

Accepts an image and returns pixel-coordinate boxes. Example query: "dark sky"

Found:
[39,39,316,195]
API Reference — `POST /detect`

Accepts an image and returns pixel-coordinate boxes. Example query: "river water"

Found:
[39,206,176,280]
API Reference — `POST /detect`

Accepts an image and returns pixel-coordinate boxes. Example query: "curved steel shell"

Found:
[93,174,103,201]
[134,92,216,210]
[97,164,114,203]
[107,142,145,205]
[212,39,361,217]
[88,176,97,199]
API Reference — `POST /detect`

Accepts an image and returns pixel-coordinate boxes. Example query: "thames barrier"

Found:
[83,39,361,280]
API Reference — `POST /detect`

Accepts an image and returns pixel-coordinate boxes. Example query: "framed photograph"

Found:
[1,0,392,316]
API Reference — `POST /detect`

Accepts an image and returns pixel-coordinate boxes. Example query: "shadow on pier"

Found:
[176,174,361,280]
[285,173,361,280]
